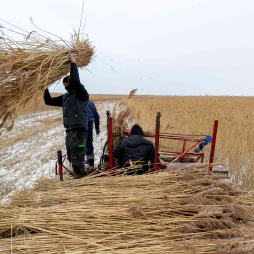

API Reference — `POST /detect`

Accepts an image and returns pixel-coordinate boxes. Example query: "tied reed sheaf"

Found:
[1,165,254,253]
[0,20,95,134]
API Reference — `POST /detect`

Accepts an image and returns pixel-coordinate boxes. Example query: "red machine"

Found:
[103,111,218,173]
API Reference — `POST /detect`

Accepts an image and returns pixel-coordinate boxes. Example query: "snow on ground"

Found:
[0,101,117,202]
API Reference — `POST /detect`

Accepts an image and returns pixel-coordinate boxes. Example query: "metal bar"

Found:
[160,151,204,156]
[171,141,202,163]
[157,134,203,141]
[154,112,161,171]
[62,165,75,177]
[145,133,203,141]
[182,140,187,163]
[160,132,209,137]
[194,157,200,162]
[209,120,218,171]
[108,116,114,169]
[57,150,63,181]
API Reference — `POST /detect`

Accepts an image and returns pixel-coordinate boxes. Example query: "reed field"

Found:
[122,95,254,190]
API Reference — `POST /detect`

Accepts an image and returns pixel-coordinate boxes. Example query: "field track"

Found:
[0,101,116,200]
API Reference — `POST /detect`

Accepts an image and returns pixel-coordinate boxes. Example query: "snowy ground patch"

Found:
[0,101,118,202]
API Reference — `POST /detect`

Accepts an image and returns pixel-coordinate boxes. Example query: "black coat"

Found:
[44,63,89,130]
[114,134,155,168]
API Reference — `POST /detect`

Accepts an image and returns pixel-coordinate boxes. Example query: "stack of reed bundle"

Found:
[0,22,95,134]
[1,164,254,253]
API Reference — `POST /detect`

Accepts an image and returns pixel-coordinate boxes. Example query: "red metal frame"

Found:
[59,164,63,181]
[209,120,218,171]
[99,113,218,174]
[55,153,76,179]
[55,153,95,179]
[120,117,218,173]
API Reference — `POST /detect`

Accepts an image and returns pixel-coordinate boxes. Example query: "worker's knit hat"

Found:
[63,75,74,93]
[131,124,144,136]
[63,75,70,84]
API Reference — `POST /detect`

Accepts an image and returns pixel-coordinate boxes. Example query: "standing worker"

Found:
[44,54,89,178]
[86,100,100,167]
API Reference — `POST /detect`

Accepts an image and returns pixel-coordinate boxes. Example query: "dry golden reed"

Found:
[1,165,254,253]
[0,22,95,134]
[122,95,254,190]
[111,89,137,149]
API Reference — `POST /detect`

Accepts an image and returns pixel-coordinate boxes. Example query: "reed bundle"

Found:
[1,164,254,253]
[0,22,95,134]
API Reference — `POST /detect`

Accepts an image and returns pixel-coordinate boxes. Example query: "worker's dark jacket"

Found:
[114,134,155,168]
[44,63,89,130]
[88,100,100,129]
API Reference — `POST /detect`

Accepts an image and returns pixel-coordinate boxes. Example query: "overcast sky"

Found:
[1,0,254,95]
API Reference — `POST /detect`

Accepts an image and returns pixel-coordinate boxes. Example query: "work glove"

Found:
[69,53,76,63]
[96,129,100,135]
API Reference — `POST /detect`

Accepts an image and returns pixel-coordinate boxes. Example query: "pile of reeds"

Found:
[0,22,95,134]
[1,164,254,253]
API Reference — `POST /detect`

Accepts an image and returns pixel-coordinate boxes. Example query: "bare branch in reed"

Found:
[0,20,95,135]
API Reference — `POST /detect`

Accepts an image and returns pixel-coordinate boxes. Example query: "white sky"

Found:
[1,0,254,95]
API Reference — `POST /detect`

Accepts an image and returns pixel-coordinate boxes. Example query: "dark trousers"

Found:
[85,122,94,164]
[66,130,87,177]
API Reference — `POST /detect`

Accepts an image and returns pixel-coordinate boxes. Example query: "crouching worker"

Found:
[114,124,155,174]
[44,54,89,179]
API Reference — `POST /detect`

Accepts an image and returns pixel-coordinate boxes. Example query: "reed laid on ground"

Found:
[1,164,254,253]
[0,23,95,134]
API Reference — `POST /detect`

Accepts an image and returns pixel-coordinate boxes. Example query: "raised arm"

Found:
[44,89,63,107]
[69,54,89,102]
